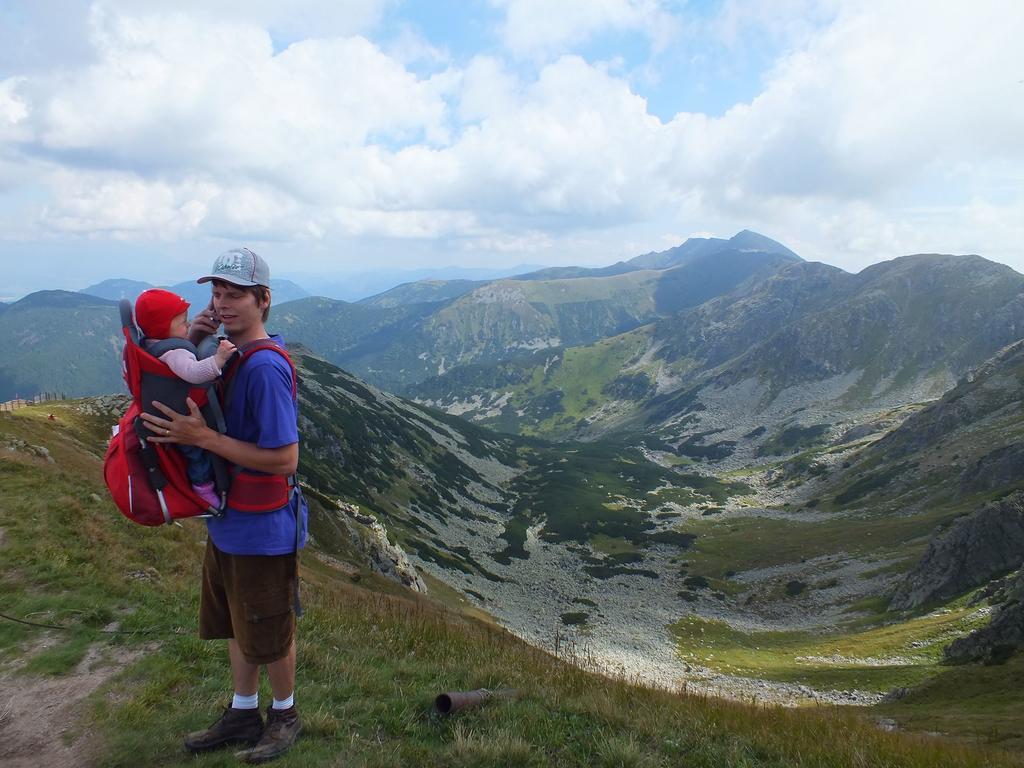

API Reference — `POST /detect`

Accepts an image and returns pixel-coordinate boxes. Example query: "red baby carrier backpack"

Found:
[103,299,231,525]
[103,300,300,526]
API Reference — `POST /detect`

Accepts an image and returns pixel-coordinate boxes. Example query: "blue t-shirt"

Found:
[206,335,308,555]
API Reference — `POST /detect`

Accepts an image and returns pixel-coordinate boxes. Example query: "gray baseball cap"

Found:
[197,247,270,287]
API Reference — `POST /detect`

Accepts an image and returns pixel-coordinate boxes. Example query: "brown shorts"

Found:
[199,539,296,665]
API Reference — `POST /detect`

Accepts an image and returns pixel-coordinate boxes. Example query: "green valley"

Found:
[3,397,1022,766]
[5,232,1024,760]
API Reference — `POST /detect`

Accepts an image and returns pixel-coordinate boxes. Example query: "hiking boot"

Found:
[183,706,264,753]
[236,705,301,763]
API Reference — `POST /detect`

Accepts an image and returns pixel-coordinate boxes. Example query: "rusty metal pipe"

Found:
[434,688,518,715]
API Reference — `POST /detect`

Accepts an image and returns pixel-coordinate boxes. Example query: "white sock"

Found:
[272,693,294,710]
[232,692,259,710]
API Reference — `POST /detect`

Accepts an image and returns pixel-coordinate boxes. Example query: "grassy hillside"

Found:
[0,290,123,400]
[357,279,485,308]
[274,296,437,363]
[2,401,1021,767]
[293,347,728,590]
[411,325,659,439]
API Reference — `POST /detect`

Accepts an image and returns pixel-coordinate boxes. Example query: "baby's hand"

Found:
[215,339,237,368]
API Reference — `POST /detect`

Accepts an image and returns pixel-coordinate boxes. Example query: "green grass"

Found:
[874,653,1024,750]
[3,403,1024,767]
[493,516,530,564]
[670,606,993,693]
[516,329,655,438]
[509,443,672,544]
[675,510,959,580]
[419,325,661,441]
[589,534,640,556]
[757,424,832,457]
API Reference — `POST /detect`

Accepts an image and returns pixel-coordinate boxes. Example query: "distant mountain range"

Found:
[79,277,312,307]
[413,252,1024,449]
[76,263,551,306]
[283,264,548,302]
[276,230,802,393]
[7,230,1023,465]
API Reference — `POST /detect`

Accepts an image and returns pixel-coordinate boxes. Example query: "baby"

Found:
[134,288,236,507]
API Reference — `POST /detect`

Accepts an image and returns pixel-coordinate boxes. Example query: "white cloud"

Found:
[100,0,391,40]
[34,9,450,162]
[0,78,29,126]
[711,0,840,50]
[456,56,522,123]
[39,171,220,239]
[442,55,672,218]
[2,0,1024,282]
[459,230,555,253]
[703,1,1024,203]
[385,25,451,69]
[333,207,480,239]
[494,0,679,58]
[9,7,454,236]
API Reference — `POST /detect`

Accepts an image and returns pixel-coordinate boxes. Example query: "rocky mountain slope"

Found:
[945,566,1024,665]
[890,493,1024,610]
[686,337,1024,645]
[4,399,1010,766]
[356,278,485,308]
[292,347,740,596]
[412,254,1024,454]
[275,230,800,393]
[819,337,1024,515]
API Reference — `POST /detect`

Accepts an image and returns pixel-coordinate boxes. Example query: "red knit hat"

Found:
[135,289,190,339]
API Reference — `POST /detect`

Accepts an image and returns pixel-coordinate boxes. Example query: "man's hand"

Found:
[141,397,298,474]
[189,300,220,345]
[140,398,211,446]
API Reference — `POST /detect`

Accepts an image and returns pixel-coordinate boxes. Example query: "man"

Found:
[141,247,306,764]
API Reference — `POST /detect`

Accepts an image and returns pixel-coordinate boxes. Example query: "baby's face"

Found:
[168,311,189,339]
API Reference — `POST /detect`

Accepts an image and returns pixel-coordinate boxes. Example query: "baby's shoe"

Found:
[193,481,220,508]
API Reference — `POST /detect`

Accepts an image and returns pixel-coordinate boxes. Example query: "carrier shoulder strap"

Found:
[119,299,140,347]
[220,338,297,409]
[142,337,200,358]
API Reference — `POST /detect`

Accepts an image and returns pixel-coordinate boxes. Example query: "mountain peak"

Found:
[627,230,800,271]
[12,289,117,310]
[727,230,801,260]
[79,278,154,301]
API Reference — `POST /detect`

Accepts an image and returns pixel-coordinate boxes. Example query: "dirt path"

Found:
[0,638,147,768]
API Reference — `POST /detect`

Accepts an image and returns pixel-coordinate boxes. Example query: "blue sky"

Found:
[1,0,1022,299]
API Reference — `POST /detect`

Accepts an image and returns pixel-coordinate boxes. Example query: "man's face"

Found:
[211,282,265,335]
